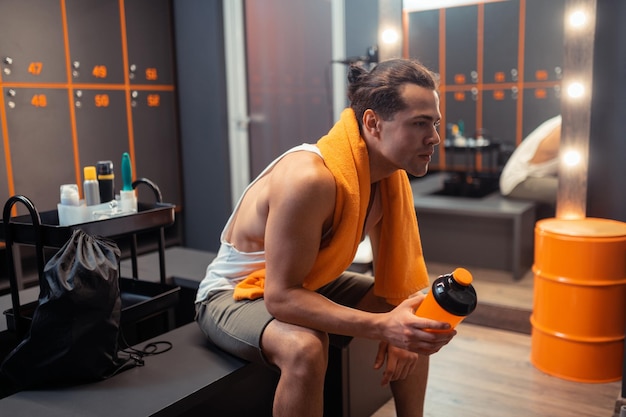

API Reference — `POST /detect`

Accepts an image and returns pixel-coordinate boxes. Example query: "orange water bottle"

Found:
[415,267,477,331]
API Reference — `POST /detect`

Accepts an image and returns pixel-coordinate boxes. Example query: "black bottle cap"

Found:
[433,270,478,316]
[96,161,114,175]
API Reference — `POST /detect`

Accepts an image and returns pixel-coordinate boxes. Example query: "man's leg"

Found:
[262,320,329,417]
[390,354,429,417]
[356,288,430,417]
[197,291,330,417]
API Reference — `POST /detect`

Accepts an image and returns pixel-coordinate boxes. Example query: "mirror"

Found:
[398,0,595,323]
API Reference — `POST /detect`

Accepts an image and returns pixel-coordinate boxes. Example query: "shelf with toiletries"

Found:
[0,178,178,339]
[0,0,182,221]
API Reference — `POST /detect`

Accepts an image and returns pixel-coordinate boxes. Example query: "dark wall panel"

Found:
[587,0,626,222]
[407,9,439,71]
[172,0,231,252]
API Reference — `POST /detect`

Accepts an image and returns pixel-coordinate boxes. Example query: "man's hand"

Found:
[369,293,457,385]
[380,293,456,354]
[373,341,421,386]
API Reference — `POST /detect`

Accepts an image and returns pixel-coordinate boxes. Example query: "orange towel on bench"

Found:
[234,108,429,305]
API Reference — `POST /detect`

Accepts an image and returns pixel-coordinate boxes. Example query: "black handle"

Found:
[2,195,44,338]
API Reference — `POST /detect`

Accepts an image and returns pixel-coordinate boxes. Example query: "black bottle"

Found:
[96,160,115,203]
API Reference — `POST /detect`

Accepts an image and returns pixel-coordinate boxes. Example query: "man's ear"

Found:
[363,109,380,136]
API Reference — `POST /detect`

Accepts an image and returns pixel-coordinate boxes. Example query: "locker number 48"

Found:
[31,94,47,107]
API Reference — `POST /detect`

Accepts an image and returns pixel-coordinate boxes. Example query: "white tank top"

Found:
[195,144,322,303]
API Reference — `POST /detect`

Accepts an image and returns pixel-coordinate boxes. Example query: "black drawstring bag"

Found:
[0,229,129,389]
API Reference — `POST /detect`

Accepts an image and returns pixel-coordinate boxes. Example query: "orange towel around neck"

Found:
[233,108,429,304]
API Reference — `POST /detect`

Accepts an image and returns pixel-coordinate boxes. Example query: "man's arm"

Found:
[263,151,359,331]
[262,153,452,354]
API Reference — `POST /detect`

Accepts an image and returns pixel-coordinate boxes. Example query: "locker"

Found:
[0,0,66,83]
[125,0,177,85]
[5,88,75,212]
[445,6,478,88]
[131,90,181,205]
[65,0,125,85]
[407,9,440,72]
[74,89,129,170]
[0,0,182,214]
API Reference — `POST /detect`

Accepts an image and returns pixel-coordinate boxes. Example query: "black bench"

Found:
[0,247,392,417]
[0,322,279,417]
[118,246,393,417]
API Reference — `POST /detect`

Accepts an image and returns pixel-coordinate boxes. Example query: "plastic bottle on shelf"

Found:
[415,267,477,332]
[96,160,115,203]
[60,184,80,206]
[83,166,101,206]
[119,152,137,213]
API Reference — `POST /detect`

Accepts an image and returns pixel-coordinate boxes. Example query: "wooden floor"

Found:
[370,323,621,417]
[370,263,622,417]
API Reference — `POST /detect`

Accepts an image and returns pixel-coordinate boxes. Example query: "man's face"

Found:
[377,84,441,178]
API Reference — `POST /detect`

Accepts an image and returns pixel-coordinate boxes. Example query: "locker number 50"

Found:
[95,94,110,107]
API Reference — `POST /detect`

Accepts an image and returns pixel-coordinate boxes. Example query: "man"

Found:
[195,59,455,417]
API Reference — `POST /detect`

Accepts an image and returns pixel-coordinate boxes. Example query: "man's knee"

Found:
[265,323,329,376]
[287,330,329,372]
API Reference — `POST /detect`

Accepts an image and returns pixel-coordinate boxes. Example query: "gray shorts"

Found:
[195,271,374,366]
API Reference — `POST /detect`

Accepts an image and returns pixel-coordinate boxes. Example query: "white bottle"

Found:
[60,184,80,206]
[83,166,101,206]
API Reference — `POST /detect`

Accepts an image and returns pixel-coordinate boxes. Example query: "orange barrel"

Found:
[530,217,626,383]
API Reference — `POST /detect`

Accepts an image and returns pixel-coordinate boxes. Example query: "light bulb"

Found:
[381,29,399,45]
[563,150,582,166]
[569,10,587,28]
[567,82,585,98]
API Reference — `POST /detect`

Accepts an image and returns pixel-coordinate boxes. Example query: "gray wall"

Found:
[173,0,232,252]
[345,0,378,58]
